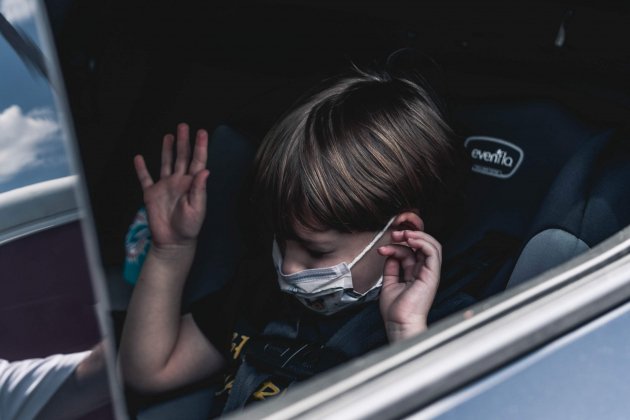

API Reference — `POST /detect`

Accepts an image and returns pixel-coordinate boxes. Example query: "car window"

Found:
[0,2,70,194]
[0,2,124,418]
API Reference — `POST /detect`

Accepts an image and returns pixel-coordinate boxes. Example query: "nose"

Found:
[281,258,305,275]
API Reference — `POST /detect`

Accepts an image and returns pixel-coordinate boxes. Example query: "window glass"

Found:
[0,0,70,193]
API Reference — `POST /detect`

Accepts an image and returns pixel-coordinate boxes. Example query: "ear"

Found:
[391,211,424,232]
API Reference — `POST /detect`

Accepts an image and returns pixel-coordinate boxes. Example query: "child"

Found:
[120,67,463,415]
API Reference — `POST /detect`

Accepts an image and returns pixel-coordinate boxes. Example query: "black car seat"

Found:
[507,128,630,288]
[440,100,608,299]
[183,125,256,305]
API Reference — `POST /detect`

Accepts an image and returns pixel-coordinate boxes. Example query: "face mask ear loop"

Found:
[348,217,396,269]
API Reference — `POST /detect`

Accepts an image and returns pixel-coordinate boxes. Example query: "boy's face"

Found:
[279,224,391,294]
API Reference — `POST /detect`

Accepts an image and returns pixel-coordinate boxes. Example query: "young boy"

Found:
[120,68,463,415]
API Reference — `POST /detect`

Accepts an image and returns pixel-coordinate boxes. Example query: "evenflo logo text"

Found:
[464,136,524,179]
[471,148,515,167]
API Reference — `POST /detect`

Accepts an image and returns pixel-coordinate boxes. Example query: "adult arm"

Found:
[35,343,109,420]
[0,351,90,420]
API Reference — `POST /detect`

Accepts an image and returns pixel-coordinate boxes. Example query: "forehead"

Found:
[285,221,338,244]
[286,221,377,248]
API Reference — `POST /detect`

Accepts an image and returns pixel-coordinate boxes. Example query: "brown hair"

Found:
[254,67,463,237]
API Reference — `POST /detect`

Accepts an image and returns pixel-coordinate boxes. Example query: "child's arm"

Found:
[119,124,224,393]
[377,230,442,343]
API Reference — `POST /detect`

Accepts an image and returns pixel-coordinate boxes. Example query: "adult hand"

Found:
[134,123,209,251]
[377,230,442,342]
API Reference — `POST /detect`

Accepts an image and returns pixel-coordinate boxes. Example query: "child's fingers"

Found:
[401,251,418,282]
[160,134,175,178]
[188,129,208,174]
[174,123,190,174]
[378,244,415,260]
[390,230,421,252]
[188,169,209,209]
[383,231,442,283]
[134,155,154,190]
[405,236,441,277]
[391,230,406,242]
[402,231,442,259]
[378,245,416,281]
[382,257,402,289]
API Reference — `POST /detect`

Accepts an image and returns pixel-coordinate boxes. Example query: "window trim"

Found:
[0,175,80,245]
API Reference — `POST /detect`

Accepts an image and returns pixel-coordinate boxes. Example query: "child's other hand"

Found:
[377,230,441,343]
[133,123,210,252]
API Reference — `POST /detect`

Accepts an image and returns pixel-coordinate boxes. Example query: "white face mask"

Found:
[272,218,395,315]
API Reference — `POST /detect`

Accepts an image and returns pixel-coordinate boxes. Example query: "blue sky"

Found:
[0,0,71,193]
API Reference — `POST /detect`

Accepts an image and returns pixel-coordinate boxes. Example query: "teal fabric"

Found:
[123,207,151,285]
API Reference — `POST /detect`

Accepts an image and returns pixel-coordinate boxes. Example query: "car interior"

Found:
[43,0,630,417]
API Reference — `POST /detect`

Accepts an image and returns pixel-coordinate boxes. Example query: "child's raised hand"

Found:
[377,230,442,342]
[133,123,210,251]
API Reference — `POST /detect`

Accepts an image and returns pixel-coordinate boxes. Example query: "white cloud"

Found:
[0,105,60,182]
[0,0,35,24]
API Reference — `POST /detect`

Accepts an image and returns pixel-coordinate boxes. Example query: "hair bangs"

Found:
[253,66,463,238]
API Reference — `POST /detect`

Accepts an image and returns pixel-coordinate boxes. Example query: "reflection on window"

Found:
[0,1,70,193]
[0,104,68,193]
[1,0,36,25]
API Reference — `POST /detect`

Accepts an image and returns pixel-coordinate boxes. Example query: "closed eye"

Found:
[307,249,332,259]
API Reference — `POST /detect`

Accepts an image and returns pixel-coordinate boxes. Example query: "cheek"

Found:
[350,251,387,293]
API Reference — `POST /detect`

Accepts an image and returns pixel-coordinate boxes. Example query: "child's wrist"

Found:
[385,320,428,343]
[149,241,197,261]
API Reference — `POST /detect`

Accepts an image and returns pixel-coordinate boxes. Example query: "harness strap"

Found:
[221,359,270,413]
[221,315,300,413]
[326,302,386,358]
[222,302,387,413]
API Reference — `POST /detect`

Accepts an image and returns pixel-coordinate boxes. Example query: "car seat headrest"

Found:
[445,100,599,257]
[508,129,630,288]
[440,100,607,298]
